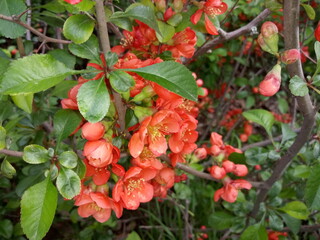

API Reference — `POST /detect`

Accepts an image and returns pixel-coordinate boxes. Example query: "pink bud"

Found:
[281,49,300,64]
[196,79,204,87]
[259,64,281,97]
[254,165,261,170]
[81,122,105,141]
[209,166,226,179]
[194,148,207,160]
[233,164,248,176]
[222,160,235,173]
[261,21,278,38]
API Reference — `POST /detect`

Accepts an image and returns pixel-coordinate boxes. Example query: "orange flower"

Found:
[113,167,157,210]
[214,179,252,203]
[84,159,110,185]
[152,167,175,198]
[83,140,119,168]
[81,122,105,141]
[190,0,228,35]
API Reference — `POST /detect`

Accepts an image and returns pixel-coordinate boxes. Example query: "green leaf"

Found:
[293,165,310,179]
[0,57,10,81]
[173,183,191,199]
[0,126,6,150]
[123,61,197,101]
[156,21,175,43]
[240,223,268,240]
[109,70,135,93]
[125,108,139,128]
[59,151,78,169]
[56,167,81,199]
[74,0,95,11]
[0,219,13,239]
[23,145,50,164]
[281,213,301,234]
[265,0,282,11]
[77,78,110,123]
[63,14,95,44]
[305,165,320,210]
[0,0,27,38]
[208,211,235,230]
[74,158,86,179]
[315,41,320,62]
[0,54,77,95]
[68,35,100,61]
[301,4,316,20]
[123,4,159,33]
[243,109,274,136]
[279,201,310,220]
[109,12,133,31]
[21,176,58,240]
[10,93,33,113]
[269,211,284,231]
[280,123,296,145]
[54,109,82,147]
[48,49,76,69]
[125,231,142,240]
[1,159,16,179]
[289,75,309,97]
[105,52,118,68]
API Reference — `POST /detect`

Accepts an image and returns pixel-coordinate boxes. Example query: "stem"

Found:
[250,0,316,218]
[0,13,71,44]
[0,149,23,157]
[16,37,26,57]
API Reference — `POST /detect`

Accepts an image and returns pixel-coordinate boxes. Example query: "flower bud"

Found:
[209,166,226,179]
[315,23,320,42]
[81,122,105,141]
[261,21,278,38]
[164,7,174,22]
[154,0,166,12]
[222,160,235,173]
[83,140,114,168]
[194,148,207,160]
[132,85,156,102]
[233,164,248,176]
[210,132,223,147]
[259,64,281,97]
[280,49,300,64]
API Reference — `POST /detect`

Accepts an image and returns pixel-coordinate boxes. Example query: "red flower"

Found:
[63,0,82,4]
[214,179,252,203]
[152,167,175,198]
[131,147,163,170]
[315,22,320,42]
[75,188,122,223]
[113,167,157,210]
[190,0,228,35]
[129,110,180,158]
[84,159,110,185]
[83,140,119,168]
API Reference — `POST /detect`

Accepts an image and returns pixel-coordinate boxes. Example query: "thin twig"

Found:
[0,149,23,157]
[0,13,71,44]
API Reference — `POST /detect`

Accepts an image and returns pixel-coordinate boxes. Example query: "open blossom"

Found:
[113,167,157,210]
[190,0,228,35]
[129,110,181,158]
[75,186,122,223]
[152,167,175,198]
[214,179,252,203]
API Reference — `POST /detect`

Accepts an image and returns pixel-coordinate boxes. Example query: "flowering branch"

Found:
[190,8,271,60]
[250,0,316,218]
[0,13,71,44]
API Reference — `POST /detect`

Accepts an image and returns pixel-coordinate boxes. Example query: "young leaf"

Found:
[56,167,81,199]
[63,14,95,44]
[77,78,110,123]
[242,109,274,136]
[289,75,309,97]
[0,54,77,95]
[1,159,16,179]
[123,4,159,34]
[0,0,27,38]
[123,61,198,101]
[0,126,6,150]
[58,151,78,169]
[279,201,310,220]
[280,123,296,145]
[305,165,320,210]
[109,70,135,93]
[68,35,100,61]
[301,4,315,20]
[54,109,82,146]
[126,231,142,240]
[23,145,50,164]
[10,93,33,114]
[21,176,58,240]
[156,21,175,43]
[240,222,268,240]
